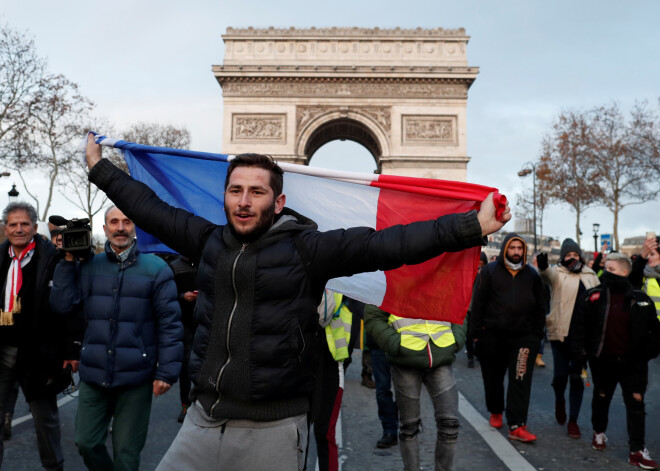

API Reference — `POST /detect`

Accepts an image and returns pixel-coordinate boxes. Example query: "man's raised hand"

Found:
[477,192,511,236]
[85,133,102,169]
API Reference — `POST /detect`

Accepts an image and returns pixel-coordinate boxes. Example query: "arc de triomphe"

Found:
[214,27,478,181]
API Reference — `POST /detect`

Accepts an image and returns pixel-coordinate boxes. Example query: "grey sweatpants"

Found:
[156,401,308,471]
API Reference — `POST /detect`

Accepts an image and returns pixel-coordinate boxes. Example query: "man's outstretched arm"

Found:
[85,133,216,258]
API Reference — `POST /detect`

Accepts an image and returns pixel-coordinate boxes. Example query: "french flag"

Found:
[95,136,506,323]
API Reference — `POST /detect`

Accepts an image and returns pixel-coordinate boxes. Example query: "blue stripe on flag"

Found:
[122,148,229,253]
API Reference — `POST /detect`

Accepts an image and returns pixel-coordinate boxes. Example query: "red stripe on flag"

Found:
[375,187,480,323]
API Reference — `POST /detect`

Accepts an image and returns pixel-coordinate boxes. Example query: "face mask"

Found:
[561,257,583,273]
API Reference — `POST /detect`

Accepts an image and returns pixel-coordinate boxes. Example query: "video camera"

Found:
[48,215,93,257]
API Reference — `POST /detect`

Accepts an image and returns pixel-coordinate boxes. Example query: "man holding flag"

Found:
[83,134,510,470]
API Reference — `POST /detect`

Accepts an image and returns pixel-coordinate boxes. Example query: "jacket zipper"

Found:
[211,242,247,414]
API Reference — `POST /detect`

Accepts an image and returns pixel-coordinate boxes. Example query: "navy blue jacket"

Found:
[50,241,183,388]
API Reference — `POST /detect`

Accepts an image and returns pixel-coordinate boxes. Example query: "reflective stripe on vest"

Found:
[388,315,455,351]
[325,293,352,361]
[644,277,660,320]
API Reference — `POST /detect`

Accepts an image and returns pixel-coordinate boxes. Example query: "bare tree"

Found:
[537,111,602,246]
[629,99,660,179]
[57,119,117,232]
[590,103,660,250]
[8,74,93,220]
[123,122,191,148]
[0,24,45,158]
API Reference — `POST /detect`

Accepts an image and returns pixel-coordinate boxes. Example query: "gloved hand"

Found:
[537,252,549,270]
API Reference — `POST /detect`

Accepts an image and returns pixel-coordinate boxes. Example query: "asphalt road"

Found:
[4,349,660,470]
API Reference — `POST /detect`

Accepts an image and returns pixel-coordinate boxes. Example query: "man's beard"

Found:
[111,231,134,250]
[506,254,522,264]
[225,202,276,242]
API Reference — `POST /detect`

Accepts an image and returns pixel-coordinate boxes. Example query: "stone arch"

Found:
[296,109,390,166]
[214,27,478,181]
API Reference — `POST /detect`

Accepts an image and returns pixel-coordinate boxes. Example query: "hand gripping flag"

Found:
[95,135,506,323]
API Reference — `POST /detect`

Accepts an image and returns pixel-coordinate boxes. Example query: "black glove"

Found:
[537,252,548,270]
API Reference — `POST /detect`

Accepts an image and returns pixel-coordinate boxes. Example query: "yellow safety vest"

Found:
[325,293,352,361]
[388,314,455,351]
[644,277,660,320]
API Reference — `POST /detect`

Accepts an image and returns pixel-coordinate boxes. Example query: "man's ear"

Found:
[274,194,286,214]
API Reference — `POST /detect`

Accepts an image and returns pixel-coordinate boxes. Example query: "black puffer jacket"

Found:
[470,233,546,339]
[572,281,660,365]
[89,159,484,421]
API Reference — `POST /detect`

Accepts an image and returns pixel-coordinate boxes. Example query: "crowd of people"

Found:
[0,131,657,471]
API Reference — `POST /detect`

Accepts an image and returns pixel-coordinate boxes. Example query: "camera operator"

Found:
[50,205,182,470]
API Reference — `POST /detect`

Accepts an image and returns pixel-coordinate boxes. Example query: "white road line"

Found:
[11,394,77,427]
[458,392,536,471]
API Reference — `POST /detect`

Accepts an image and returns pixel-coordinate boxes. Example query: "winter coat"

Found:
[470,233,546,339]
[88,158,485,421]
[572,282,660,365]
[364,304,465,369]
[50,241,183,388]
[0,236,67,401]
[541,263,599,342]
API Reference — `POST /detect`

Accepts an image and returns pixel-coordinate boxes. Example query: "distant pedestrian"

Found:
[538,238,599,439]
[572,253,660,470]
[630,236,659,319]
[471,234,545,442]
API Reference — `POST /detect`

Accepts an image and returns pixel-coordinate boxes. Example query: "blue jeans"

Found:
[0,345,63,471]
[371,348,398,435]
[391,364,459,471]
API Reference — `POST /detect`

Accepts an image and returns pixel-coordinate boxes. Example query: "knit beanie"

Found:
[560,238,582,261]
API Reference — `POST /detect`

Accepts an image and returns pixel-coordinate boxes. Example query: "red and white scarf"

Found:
[4,239,36,313]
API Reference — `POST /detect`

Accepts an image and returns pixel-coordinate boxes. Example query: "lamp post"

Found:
[518,163,537,251]
[7,184,19,203]
[592,223,600,253]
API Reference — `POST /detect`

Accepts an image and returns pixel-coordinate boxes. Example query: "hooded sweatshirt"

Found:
[470,233,546,338]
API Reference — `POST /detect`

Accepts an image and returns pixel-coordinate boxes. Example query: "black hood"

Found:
[498,232,527,266]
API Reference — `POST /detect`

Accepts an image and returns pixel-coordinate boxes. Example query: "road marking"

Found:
[458,392,536,471]
[11,394,77,427]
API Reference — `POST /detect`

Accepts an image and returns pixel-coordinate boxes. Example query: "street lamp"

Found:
[517,162,537,251]
[592,223,600,253]
[7,184,19,203]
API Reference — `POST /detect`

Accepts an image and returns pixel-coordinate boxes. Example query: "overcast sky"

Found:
[3,0,659,248]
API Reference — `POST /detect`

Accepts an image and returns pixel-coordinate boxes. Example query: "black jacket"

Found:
[470,233,546,339]
[89,159,485,421]
[0,236,67,401]
[572,281,660,365]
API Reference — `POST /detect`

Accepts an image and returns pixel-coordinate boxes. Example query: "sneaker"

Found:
[555,399,567,425]
[489,413,503,429]
[376,433,397,449]
[3,412,11,440]
[508,425,537,443]
[592,432,607,451]
[361,374,376,389]
[535,354,546,367]
[177,404,188,423]
[567,420,581,439]
[629,449,659,470]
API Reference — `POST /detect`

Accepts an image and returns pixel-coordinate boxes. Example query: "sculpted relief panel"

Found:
[222,82,467,99]
[402,115,457,145]
[232,114,286,142]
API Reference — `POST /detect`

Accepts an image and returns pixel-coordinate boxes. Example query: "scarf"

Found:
[643,264,660,280]
[561,257,584,274]
[600,270,630,294]
[2,239,36,325]
[504,258,523,272]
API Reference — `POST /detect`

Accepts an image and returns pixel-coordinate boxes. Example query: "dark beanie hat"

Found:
[560,238,581,260]
[480,252,488,264]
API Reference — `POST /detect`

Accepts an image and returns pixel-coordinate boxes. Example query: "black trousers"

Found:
[476,332,540,428]
[589,356,648,452]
